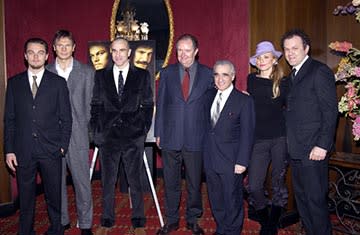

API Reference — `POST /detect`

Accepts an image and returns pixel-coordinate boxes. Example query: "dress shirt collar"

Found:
[216,84,233,103]
[28,68,45,88]
[293,55,309,76]
[211,84,234,114]
[55,57,73,80]
[113,62,130,91]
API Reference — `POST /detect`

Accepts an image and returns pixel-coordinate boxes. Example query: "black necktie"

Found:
[290,68,296,81]
[118,71,124,96]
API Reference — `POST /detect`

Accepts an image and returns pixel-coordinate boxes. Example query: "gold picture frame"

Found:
[110,0,174,78]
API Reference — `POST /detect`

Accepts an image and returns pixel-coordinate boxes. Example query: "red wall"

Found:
[5,0,248,89]
[5,0,248,197]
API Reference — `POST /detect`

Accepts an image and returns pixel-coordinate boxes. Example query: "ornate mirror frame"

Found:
[110,0,174,75]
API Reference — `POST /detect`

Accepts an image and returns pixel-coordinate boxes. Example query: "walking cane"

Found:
[143,151,164,227]
[89,147,99,180]
[88,147,164,227]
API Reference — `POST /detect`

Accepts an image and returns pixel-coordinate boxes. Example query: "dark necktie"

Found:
[118,71,124,96]
[290,68,296,81]
[211,93,222,127]
[31,75,38,98]
[182,68,190,101]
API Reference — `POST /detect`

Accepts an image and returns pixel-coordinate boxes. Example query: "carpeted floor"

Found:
[0,178,316,235]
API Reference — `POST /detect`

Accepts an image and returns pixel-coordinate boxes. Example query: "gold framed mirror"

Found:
[110,0,174,77]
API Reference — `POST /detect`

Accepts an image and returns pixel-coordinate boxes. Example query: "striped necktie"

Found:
[118,71,124,96]
[211,93,222,127]
[31,75,38,98]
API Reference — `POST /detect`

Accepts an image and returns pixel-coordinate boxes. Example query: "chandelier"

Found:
[115,6,149,41]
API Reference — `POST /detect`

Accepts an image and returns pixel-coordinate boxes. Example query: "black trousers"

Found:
[99,136,146,228]
[161,149,203,224]
[290,157,332,235]
[206,168,244,235]
[17,153,63,235]
[248,136,288,210]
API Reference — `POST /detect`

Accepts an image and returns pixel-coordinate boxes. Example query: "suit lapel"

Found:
[174,64,185,100]
[35,70,52,99]
[20,72,33,100]
[67,59,81,90]
[104,67,118,96]
[215,89,236,127]
[123,66,136,90]
[188,66,200,101]
[292,57,312,85]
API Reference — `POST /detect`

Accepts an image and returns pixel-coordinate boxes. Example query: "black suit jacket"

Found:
[203,87,255,173]
[90,65,154,149]
[4,70,72,166]
[286,57,338,158]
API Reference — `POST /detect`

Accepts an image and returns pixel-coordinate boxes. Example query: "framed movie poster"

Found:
[87,40,156,142]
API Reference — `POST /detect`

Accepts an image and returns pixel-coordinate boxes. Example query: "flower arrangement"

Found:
[333,0,360,22]
[329,41,360,140]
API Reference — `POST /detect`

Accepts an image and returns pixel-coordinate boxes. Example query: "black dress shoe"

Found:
[101,218,114,228]
[156,222,179,235]
[186,223,204,235]
[81,228,93,235]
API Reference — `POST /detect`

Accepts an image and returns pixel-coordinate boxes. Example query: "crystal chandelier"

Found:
[115,6,149,41]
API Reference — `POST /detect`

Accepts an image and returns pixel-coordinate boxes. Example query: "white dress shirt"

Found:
[211,84,234,118]
[55,57,73,80]
[28,68,45,89]
[113,63,130,93]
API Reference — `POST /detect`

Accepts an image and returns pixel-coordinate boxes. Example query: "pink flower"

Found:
[329,41,353,52]
[346,83,356,97]
[352,116,360,140]
[354,67,360,77]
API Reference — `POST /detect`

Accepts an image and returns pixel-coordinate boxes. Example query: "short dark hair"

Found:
[280,29,311,50]
[176,33,198,50]
[52,29,75,45]
[24,38,48,53]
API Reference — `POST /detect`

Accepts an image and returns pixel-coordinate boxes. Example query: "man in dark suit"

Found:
[203,60,255,235]
[281,29,338,235]
[155,34,213,235]
[47,30,94,235]
[4,38,72,235]
[90,37,153,235]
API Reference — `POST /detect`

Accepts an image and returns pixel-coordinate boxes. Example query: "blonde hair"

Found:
[256,60,284,98]
[269,63,284,99]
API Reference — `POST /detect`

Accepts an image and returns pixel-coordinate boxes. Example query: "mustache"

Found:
[135,61,149,65]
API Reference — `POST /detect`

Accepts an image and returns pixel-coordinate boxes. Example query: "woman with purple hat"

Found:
[247,41,289,235]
